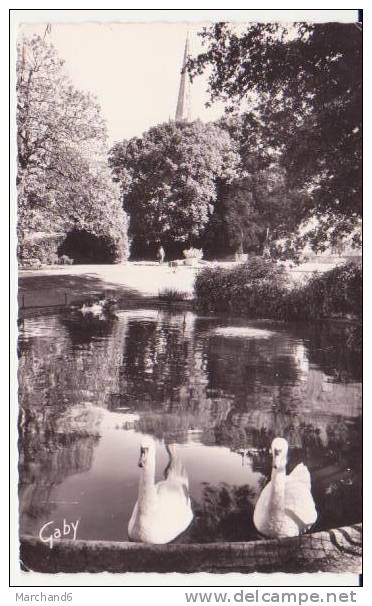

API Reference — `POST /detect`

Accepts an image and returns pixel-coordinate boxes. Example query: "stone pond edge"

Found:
[19,523,362,574]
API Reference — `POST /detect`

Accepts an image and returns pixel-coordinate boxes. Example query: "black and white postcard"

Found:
[10,8,362,590]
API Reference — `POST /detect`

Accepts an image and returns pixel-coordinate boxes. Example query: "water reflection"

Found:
[18,309,362,542]
[61,313,118,346]
[300,322,362,383]
[190,483,259,543]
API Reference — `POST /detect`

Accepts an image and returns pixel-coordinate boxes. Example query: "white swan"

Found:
[253,437,317,538]
[128,437,193,544]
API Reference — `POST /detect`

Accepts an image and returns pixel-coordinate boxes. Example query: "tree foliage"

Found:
[203,115,309,258]
[109,120,239,254]
[188,22,362,250]
[17,35,129,263]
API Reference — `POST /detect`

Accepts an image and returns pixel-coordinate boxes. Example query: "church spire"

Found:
[175,35,191,122]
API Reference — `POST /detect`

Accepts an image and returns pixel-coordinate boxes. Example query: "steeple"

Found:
[175,35,191,122]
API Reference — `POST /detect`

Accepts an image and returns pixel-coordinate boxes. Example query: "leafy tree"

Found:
[207,174,306,258]
[109,120,239,256]
[17,35,129,263]
[188,22,362,251]
[203,115,309,258]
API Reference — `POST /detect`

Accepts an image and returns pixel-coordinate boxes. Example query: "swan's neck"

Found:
[269,466,286,516]
[138,461,156,513]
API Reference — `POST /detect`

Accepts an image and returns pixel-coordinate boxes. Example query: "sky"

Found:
[18,10,358,144]
[19,22,227,145]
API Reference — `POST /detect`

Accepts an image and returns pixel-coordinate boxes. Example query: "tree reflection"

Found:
[291,321,362,383]
[61,311,118,346]
[19,432,99,534]
[120,317,192,410]
[189,482,260,543]
[17,313,126,534]
[204,334,301,410]
[18,309,362,539]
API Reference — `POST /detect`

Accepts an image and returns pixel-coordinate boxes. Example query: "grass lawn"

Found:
[18,262,198,310]
[18,258,346,311]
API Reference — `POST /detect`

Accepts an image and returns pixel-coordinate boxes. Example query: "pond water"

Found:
[18,308,362,544]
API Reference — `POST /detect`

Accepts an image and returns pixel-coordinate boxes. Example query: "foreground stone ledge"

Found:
[20,524,362,574]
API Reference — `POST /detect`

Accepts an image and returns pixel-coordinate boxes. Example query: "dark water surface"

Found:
[18,309,362,543]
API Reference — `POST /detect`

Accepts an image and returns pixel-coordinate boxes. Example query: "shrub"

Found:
[195,256,289,317]
[285,261,362,320]
[183,247,203,260]
[59,254,74,265]
[49,253,60,265]
[18,233,65,266]
[158,288,192,302]
[195,258,362,320]
[20,257,42,270]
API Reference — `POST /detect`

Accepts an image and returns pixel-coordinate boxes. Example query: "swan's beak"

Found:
[138,446,148,468]
[271,447,285,469]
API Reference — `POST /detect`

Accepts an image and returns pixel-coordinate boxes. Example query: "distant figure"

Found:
[157,246,165,264]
